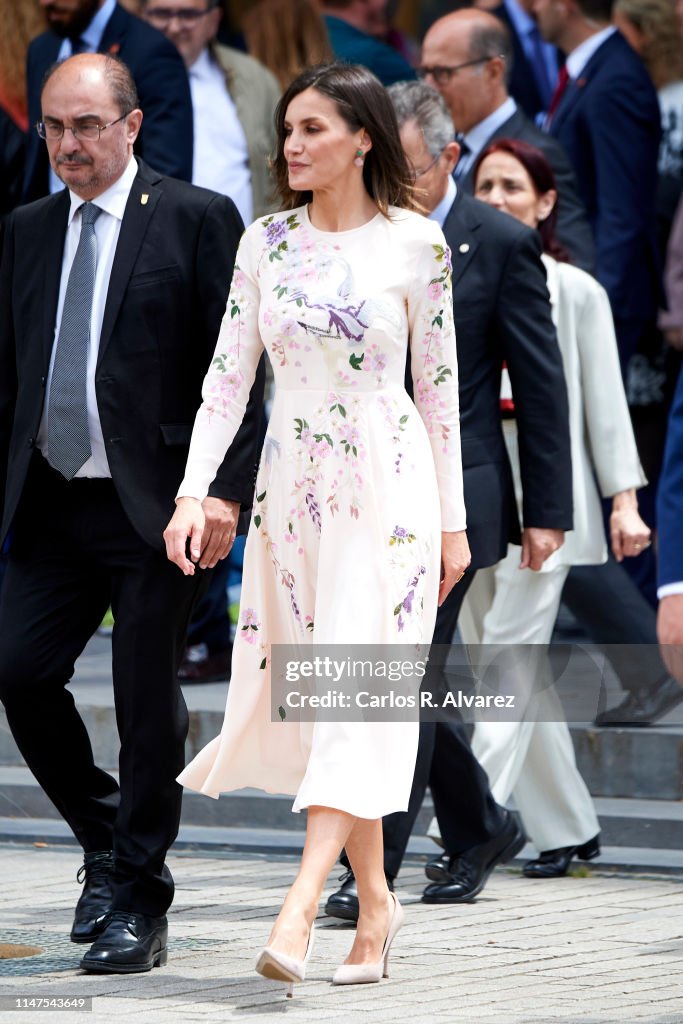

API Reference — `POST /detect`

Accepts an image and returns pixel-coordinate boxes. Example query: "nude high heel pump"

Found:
[255,921,315,998]
[332,892,404,986]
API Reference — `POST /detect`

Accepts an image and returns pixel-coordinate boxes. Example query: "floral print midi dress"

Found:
[177,205,465,818]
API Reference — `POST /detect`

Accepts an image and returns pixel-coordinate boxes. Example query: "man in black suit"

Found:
[325,81,573,918]
[24,0,193,201]
[535,0,661,370]
[0,53,263,972]
[419,8,595,273]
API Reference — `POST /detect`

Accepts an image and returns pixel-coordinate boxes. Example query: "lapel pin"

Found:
[108,43,120,54]
[459,243,470,254]
[141,194,149,205]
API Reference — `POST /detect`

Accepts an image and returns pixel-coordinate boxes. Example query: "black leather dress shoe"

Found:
[324,870,395,923]
[178,644,232,684]
[425,852,451,884]
[523,834,600,878]
[594,679,683,726]
[421,810,526,904]
[71,851,113,944]
[80,911,168,973]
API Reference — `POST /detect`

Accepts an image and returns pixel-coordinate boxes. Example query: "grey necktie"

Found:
[46,202,102,479]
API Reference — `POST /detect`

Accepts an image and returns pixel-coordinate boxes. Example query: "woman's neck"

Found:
[308,181,379,232]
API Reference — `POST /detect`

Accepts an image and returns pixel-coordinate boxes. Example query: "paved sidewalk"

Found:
[1,844,682,1024]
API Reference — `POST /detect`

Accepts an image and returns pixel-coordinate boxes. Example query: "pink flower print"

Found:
[340,426,360,455]
[240,607,261,644]
[313,438,332,459]
[428,282,442,301]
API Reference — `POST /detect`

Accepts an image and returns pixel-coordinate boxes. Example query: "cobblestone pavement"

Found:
[1,844,682,1024]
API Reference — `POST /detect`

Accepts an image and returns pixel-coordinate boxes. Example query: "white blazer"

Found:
[506,255,647,571]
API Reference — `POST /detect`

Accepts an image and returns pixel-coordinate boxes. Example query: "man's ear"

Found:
[443,140,460,174]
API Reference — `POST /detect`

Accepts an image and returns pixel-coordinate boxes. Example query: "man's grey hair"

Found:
[468,20,513,84]
[387,81,454,160]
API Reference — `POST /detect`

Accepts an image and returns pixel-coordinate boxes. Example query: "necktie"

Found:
[547,64,570,121]
[527,25,554,109]
[46,203,102,479]
[453,134,472,181]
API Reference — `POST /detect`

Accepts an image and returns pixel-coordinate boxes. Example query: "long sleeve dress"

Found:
[176,204,465,819]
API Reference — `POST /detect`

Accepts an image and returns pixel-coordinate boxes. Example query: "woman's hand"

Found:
[610,489,651,561]
[164,497,206,575]
[439,530,471,605]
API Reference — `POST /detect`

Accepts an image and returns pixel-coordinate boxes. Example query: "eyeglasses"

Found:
[36,111,132,142]
[417,55,504,85]
[409,151,442,182]
[144,6,214,25]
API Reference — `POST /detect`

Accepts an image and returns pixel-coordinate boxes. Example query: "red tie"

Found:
[547,65,570,119]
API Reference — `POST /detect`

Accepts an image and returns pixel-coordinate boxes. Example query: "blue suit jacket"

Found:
[23,2,193,202]
[548,32,661,328]
[324,15,416,87]
[658,366,683,588]
[492,4,562,122]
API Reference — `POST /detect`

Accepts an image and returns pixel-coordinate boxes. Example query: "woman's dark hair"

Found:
[272,62,417,216]
[472,137,570,262]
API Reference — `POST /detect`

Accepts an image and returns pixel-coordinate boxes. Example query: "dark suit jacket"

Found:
[406,190,573,568]
[657,365,683,588]
[461,106,596,274]
[23,2,193,202]
[492,4,561,122]
[0,159,264,551]
[548,31,661,325]
[0,109,25,220]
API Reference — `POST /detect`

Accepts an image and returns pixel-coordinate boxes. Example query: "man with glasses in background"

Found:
[140,0,279,684]
[419,7,594,272]
[23,0,193,201]
[0,52,264,973]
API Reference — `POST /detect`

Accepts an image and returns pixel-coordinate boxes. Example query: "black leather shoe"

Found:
[421,810,526,903]
[178,644,232,684]
[80,911,168,973]
[71,851,113,944]
[425,852,451,884]
[324,869,394,923]
[523,834,600,878]
[594,679,683,726]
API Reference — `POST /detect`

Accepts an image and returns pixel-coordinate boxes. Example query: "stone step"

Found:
[3,700,682,800]
[2,766,682,851]
[2,814,683,874]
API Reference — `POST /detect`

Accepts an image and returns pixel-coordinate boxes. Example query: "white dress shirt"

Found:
[188,47,252,226]
[37,155,138,477]
[565,26,616,79]
[429,175,457,228]
[49,0,117,195]
[460,97,517,179]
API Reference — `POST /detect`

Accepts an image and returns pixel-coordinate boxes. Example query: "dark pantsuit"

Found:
[0,455,207,915]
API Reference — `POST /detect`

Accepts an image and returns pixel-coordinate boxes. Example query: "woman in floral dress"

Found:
[164,63,469,991]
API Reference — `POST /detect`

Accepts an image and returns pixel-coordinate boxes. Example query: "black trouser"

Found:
[341,571,506,880]
[563,554,670,698]
[0,454,206,916]
[186,555,231,654]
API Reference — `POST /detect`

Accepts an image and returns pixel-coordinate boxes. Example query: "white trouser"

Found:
[457,550,600,852]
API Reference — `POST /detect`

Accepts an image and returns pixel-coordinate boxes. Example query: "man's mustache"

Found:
[56,154,93,166]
